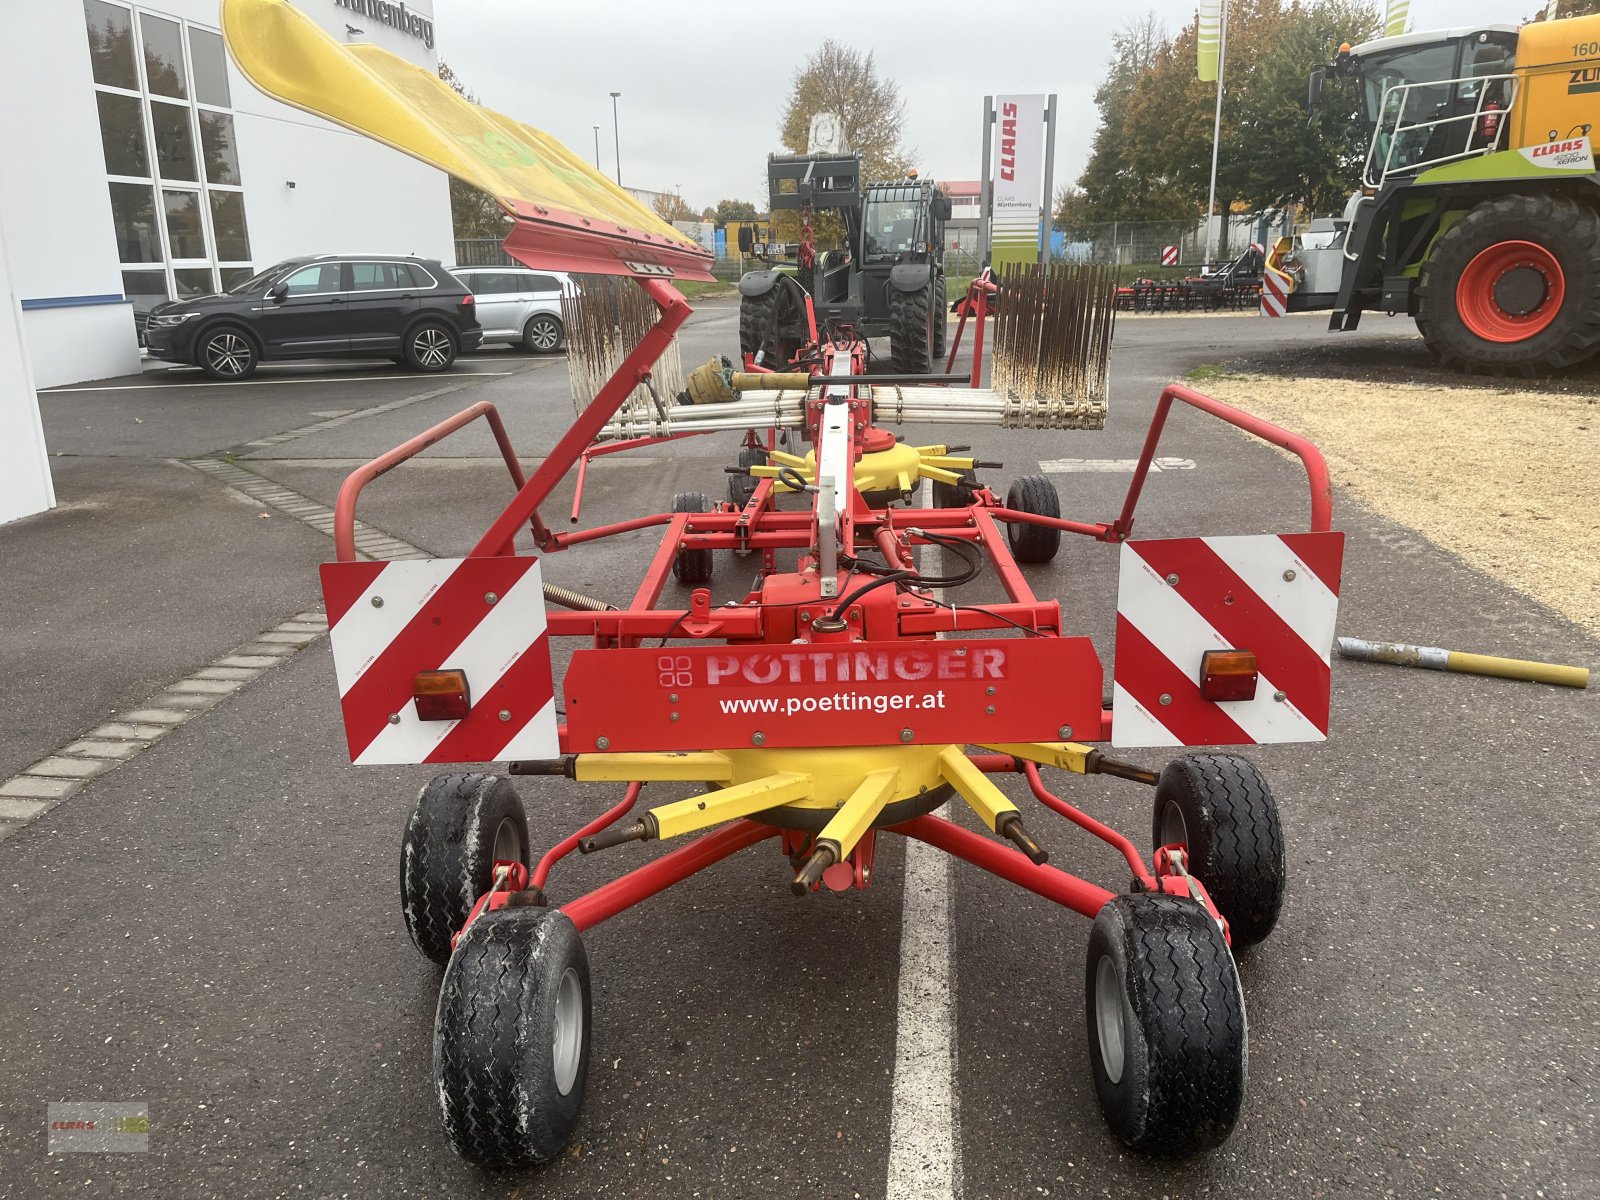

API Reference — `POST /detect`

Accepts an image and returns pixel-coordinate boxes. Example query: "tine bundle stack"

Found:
[990,262,1117,429]
[561,277,685,417]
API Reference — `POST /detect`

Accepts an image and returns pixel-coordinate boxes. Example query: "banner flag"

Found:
[1198,0,1222,82]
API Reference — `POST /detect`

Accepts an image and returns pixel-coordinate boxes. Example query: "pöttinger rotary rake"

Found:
[223,0,1346,1172]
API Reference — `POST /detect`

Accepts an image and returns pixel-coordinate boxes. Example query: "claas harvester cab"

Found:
[737,151,952,374]
[1273,13,1600,373]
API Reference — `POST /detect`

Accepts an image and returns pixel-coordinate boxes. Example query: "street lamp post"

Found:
[592,125,601,170]
[609,92,622,186]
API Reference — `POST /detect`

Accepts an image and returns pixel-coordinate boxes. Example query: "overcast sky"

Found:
[432,0,1519,207]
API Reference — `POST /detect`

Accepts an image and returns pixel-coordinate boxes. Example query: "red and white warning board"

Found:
[1261,267,1290,317]
[1160,244,1179,267]
[1111,533,1343,747]
[319,557,559,765]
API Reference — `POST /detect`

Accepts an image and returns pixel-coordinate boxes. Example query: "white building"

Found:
[0,0,454,523]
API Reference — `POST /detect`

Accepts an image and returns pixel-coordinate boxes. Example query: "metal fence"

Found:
[453,238,515,267]
[1054,214,1293,270]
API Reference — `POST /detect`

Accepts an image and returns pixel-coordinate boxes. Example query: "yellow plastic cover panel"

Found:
[220,0,713,279]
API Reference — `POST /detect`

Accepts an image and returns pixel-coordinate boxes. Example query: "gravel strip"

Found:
[1202,374,1600,635]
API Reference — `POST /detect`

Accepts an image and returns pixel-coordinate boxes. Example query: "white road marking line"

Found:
[43,372,511,393]
[886,480,959,1200]
[1037,456,1195,473]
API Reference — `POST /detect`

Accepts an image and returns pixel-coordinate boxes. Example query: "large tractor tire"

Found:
[890,284,936,374]
[1416,192,1600,375]
[739,287,800,368]
[932,277,948,359]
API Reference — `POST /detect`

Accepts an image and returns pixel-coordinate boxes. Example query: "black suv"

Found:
[144,255,482,380]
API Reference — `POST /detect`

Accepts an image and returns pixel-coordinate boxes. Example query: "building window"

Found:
[95,92,149,176]
[188,28,230,107]
[209,192,250,261]
[109,183,160,262]
[198,112,239,185]
[84,1,252,333]
[85,0,139,90]
[140,14,186,100]
[150,99,198,181]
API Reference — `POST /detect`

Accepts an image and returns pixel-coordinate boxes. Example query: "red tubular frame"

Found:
[1114,384,1333,538]
[1022,764,1156,890]
[331,400,546,561]
[532,782,641,891]
[559,818,780,933]
[889,814,1116,920]
[325,272,1337,937]
[471,277,692,557]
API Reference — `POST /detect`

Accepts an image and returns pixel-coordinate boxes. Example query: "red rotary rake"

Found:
[319,268,1342,1166]
[221,0,1345,1172]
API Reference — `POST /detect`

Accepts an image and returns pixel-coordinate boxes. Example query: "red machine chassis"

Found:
[329,276,1333,939]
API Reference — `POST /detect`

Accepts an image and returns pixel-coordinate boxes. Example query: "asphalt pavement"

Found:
[0,303,1594,1199]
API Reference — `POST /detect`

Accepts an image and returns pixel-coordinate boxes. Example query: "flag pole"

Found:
[1203,0,1229,269]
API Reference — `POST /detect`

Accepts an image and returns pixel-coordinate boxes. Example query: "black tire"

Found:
[739,288,799,368]
[196,324,259,380]
[932,277,948,358]
[1153,753,1285,948]
[931,467,978,508]
[435,909,591,1166]
[522,312,564,353]
[399,773,530,965]
[671,492,714,584]
[890,284,935,374]
[1085,893,1246,1156]
[1416,192,1600,375]
[402,321,458,372]
[728,445,766,509]
[1005,474,1061,563]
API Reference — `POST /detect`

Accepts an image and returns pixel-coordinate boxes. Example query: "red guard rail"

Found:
[1114,384,1333,537]
[331,400,544,562]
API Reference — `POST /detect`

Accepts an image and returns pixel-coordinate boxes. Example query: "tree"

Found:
[779,40,911,181]
[1070,1,1378,236]
[1227,0,1377,214]
[715,198,760,223]
[1071,14,1185,226]
[1530,0,1600,17]
[651,192,696,223]
[437,60,511,240]
[774,41,913,244]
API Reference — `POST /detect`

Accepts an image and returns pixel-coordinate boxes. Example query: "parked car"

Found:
[448,266,570,353]
[143,254,481,380]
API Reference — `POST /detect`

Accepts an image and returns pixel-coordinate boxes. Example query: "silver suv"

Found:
[450,266,570,353]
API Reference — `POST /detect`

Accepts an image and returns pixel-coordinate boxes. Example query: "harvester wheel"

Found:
[1084,893,1246,1156]
[671,492,714,584]
[932,278,948,358]
[1153,754,1285,948]
[890,284,935,374]
[1417,192,1600,375]
[931,467,978,508]
[435,908,591,1166]
[728,446,765,509]
[400,773,530,965]
[1005,474,1061,563]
